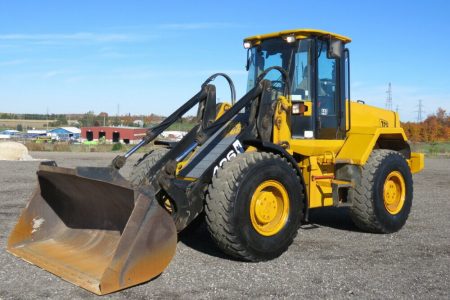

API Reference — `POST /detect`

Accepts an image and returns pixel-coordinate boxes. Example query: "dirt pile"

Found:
[0,142,33,161]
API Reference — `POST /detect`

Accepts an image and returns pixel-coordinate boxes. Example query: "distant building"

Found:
[81,126,147,144]
[133,120,144,127]
[0,130,20,139]
[68,120,80,127]
[159,131,187,141]
[48,127,81,141]
[27,129,47,135]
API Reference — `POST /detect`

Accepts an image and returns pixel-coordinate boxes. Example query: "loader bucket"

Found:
[7,163,177,295]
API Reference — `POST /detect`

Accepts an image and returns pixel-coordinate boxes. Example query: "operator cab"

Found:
[244,29,351,140]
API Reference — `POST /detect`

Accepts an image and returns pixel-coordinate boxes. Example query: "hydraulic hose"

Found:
[256,66,292,98]
[201,73,236,105]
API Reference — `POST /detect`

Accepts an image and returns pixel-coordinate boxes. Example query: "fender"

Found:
[336,127,410,165]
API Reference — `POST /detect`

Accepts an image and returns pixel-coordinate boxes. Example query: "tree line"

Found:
[402,108,449,142]
[4,108,448,142]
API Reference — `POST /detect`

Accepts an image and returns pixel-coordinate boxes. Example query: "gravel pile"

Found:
[0,142,33,161]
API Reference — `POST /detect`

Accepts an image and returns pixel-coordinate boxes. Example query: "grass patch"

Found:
[167,121,195,131]
[111,143,124,151]
[410,142,450,158]
[24,142,160,153]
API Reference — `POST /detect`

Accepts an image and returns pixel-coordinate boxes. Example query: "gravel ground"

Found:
[0,152,449,299]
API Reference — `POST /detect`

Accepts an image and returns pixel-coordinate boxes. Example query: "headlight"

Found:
[286,35,296,43]
[292,103,301,114]
[243,41,252,49]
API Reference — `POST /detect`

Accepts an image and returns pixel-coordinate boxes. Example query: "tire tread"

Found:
[205,152,303,261]
[350,149,412,233]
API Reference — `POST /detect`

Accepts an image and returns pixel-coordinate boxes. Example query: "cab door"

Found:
[290,38,346,140]
[315,39,346,140]
[290,39,315,138]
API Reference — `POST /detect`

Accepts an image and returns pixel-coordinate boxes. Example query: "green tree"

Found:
[80,111,96,127]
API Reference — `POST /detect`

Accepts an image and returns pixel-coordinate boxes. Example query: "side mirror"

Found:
[328,39,343,59]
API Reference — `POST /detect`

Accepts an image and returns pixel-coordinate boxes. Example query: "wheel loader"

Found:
[7,29,424,295]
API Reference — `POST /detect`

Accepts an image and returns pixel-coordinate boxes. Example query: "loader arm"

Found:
[153,67,292,230]
[112,73,236,169]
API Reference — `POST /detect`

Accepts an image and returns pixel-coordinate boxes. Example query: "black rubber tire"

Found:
[205,152,304,261]
[349,149,413,233]
[129,148,169,186]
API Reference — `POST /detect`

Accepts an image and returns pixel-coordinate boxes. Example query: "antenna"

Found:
[385,82,393,110]
[396,105,399,114]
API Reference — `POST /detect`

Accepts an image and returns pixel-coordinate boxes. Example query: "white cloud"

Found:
[42,70,72,79]
[0,59,27,66]
[56,68,247,83]
[97,47,128,59]
[0,32,152,44]
[158,22,239,30]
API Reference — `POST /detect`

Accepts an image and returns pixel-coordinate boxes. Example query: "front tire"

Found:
[129,147,169,186]
[349,149,413,233]
[205,152,304,261]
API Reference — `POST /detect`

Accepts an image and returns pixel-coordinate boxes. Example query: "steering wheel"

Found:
[319,78,335,97]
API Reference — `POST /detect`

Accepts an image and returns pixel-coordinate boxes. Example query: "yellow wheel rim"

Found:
[249,180,289,236]
[383,171,406,215]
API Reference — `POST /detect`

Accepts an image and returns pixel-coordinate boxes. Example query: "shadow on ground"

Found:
[305,207,364,232]
[179,207,364,259]
[178,220,235,260]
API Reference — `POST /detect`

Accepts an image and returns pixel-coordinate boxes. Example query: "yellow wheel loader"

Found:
[7,29,424,295]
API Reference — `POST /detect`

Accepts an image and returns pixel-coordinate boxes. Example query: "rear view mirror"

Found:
[328,39,343,59]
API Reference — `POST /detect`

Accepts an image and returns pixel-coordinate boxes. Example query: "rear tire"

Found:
[205,152,304,261]
[129,148,169,186]
[349,149,413,233]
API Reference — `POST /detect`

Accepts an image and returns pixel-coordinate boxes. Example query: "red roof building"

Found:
[81,126,147,144]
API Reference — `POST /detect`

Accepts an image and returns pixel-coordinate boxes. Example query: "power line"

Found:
[385,82,393,110]
[416,99,424,122]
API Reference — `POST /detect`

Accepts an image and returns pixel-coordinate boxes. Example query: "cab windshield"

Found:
[246,38,313,101]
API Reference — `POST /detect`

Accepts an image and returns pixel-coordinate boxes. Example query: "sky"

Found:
[0,0,449,121]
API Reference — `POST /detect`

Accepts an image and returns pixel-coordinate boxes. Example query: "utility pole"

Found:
[385,82,393,110]
[46,107,49,132]
[416,99,424,123]
[116,104,120,126]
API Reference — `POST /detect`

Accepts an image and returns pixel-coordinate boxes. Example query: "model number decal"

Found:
[213,140,244,175]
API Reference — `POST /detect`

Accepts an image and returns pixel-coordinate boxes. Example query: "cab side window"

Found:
[316,40,339,139]
[292,42,312,100]
[317,41,337,116]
